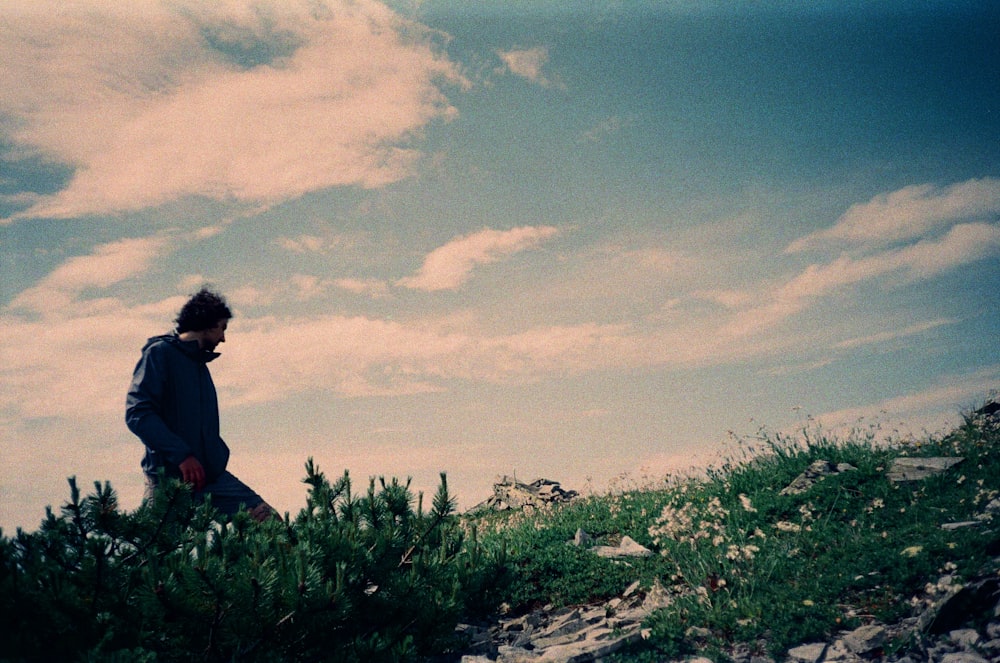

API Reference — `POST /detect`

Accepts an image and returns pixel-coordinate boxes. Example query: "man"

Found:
[126,287,275,522]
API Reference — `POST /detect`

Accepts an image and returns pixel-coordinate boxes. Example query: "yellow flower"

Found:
[900,546,923,557]
[802,600,815,606]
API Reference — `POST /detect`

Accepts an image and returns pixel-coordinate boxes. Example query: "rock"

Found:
[942,521,982,530]
[938,653,990,663]
[473,477,579,512]
[841,623,886,654]
[785,642,827,662]
[886,456,964,482]
[924,576,1000,634]
[591,535,652,558]
[780,460,856,495]
[571,528,592,547]
[948,628,981,648]
[974,401,999,418]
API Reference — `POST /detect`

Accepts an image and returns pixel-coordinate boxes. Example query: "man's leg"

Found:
[142,474,158,503]
[200,471,277,522]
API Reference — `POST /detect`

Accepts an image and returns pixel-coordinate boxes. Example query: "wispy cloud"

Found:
[722,179,1000,339]
[397,226,560,291]
[787,177,1000,252]
[1,0,466,221]
[811,366,1000,435]
[497,46,561,88]
[333,278,391,298]
[833,318,958,349]
[8,236,172,314]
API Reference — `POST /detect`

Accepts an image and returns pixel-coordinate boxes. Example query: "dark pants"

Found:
[144,470,270,518]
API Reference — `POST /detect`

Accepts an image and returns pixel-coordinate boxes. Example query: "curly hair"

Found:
[174,287,232,333]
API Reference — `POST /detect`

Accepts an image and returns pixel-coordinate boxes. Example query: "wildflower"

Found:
[900,546,923,557]
[802,599,815,606]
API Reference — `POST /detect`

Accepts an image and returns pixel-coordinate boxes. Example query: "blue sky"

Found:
[2,0,998,532]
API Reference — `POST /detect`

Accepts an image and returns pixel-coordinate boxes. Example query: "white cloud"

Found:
[8,236,171,314]
[397,226,560,291]
[1,0,466,220]
[278,235,328,254]
[833,318,958,350]
[215,313,637,404]
[581,115,631,143]
[724,221,1000,338]
[810,366,1000,437]
[497,46,560,88]
[787,177,1000,252]
[333,278,390,298]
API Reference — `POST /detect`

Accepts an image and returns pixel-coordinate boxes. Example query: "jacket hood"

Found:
[144,332,220,363]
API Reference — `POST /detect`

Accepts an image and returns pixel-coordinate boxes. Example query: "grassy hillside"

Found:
[1,405,996,662]
[466,406,1000,660]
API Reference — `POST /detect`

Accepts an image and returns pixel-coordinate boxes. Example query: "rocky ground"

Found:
[441,455,1000,663]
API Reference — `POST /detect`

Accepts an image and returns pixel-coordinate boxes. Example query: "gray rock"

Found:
[941,521,982,530]
[473,477,579,512]
[948,628,981,648]
[886,456,964,482]
[780,460,838,495]
[591,535,652,558]
[841,623,886,653]
[821,639,859,662]
[571,528,592,547]
[938,653,989,663]
[785,642,827,662]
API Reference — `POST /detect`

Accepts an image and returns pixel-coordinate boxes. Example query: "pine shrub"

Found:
[0,462,506,662]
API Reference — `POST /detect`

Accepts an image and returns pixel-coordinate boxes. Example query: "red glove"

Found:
[178,456,206,491]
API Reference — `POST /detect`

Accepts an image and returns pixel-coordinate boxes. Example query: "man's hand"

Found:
[178,456,206,491]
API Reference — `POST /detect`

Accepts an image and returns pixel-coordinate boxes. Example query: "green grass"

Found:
[3,407,996,662]
[466,408,1000,660]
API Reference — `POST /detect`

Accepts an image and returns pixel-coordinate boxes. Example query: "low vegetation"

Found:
[473,405,999,660]
[1,403,997,662]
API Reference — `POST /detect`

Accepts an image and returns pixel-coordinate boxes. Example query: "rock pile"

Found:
[472,477,579,512]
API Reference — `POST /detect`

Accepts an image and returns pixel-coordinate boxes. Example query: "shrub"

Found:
[0,462,507,662]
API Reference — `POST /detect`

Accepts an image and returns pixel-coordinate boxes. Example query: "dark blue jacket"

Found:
[126,333,230,481]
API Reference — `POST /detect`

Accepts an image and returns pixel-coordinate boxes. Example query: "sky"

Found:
[2,0,999,533]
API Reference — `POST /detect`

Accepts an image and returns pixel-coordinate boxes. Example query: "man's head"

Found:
[175,288,232,351]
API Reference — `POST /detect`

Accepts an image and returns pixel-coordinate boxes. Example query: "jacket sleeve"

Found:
[125,343,192,467]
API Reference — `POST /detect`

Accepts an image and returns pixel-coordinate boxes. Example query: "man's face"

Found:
[202,319,228,351]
